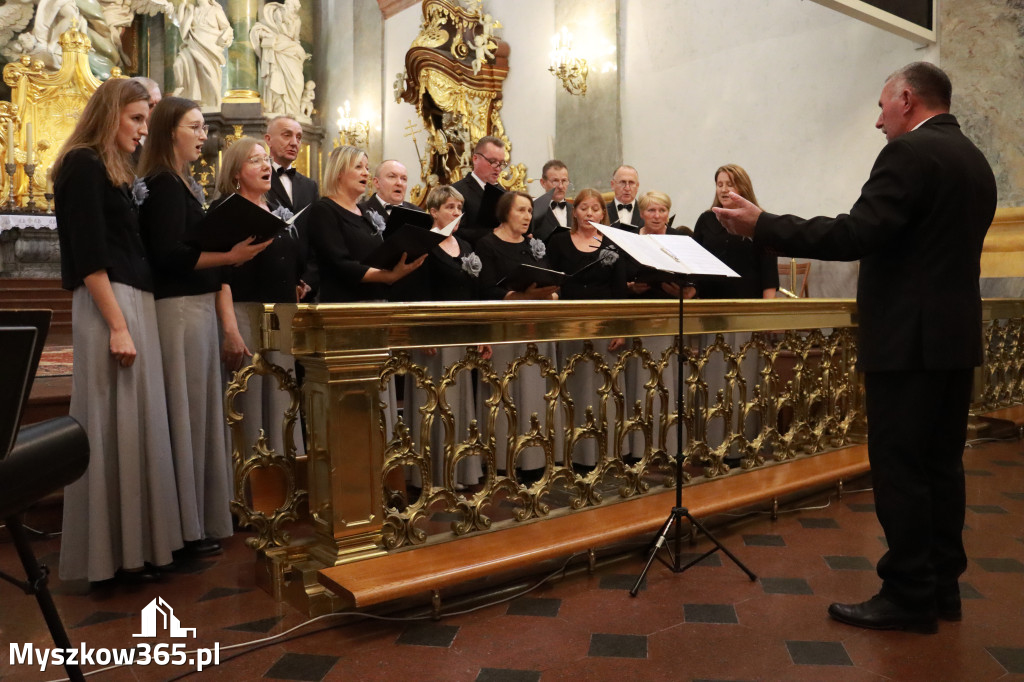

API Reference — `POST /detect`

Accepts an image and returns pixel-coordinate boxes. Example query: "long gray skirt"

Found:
[59,284,184,582]
[155,293,234,542]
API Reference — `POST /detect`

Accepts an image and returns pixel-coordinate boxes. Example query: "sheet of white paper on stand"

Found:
[431,215,461,236]
[589,222,740,277]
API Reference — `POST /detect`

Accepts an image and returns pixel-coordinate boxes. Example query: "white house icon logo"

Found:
[132,597,196,638]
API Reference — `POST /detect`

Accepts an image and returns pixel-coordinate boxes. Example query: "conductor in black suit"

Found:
[451,135,506,245]
[531,159,572,241]
[606,165,644,229]
[357,159,419,222]
[265,115,319,299]
[714,62,997,634]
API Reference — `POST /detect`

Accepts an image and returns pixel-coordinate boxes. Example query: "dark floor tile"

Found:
[588,633,648,659]
[476,669,542,682]
[846,502,876,512]
[992,460,1024,467]
[964,468,994,477]
[799,518,839,529]
[198,586,253,602]
[677,551,723,567]
[761,577,813,595]
[224,615,285,634]
[742,534,785,547]
[506,597,561,618]
[824,555,874,571]
[684,603,738,624]
[1003,492,1024,500]
[959,582,983,600]
[599,573,644,591]
[396,623,459,647]
[967,504,1008,514]
[987,647,1024,674]
[263,652,339,681]
[72,611,132,628]
[169,558,217,575]
[974,557,1024,573]
[786,640,853,666]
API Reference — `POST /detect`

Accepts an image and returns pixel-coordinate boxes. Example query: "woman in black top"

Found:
[693,164,778,299]
[424,185,481,301]
[475,191,560,301]
[55,78,183,584]
[619,190,697,301]
[546,187,626,300]
[138,97,267,558]
[308,145,425,302]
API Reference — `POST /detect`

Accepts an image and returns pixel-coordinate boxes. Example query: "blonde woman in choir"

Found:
[55,78,183,584]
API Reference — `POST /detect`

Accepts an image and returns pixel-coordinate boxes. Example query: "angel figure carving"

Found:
[172,0,233,108]
[248,0,310,116]
[0,0,35,62]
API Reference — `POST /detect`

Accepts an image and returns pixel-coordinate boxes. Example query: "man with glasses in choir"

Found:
[452,135,507,244]
[531,159,571,241]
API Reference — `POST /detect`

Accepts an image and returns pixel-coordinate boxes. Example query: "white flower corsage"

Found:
[528,237,546,261]
[598,247,619,266]
[367,210,386,236]
[131,177,148,207]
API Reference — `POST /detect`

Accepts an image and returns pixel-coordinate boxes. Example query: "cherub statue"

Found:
[470,33,495,76]
[298,80,316,121]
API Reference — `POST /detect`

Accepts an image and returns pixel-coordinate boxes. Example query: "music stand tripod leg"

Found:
[630,278,757,598]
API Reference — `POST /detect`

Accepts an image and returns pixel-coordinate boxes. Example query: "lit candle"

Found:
[6,120,13,165]
[25,122,32,165]
[46,166,53,195]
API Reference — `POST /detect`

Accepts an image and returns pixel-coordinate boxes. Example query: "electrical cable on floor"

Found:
[44,550,592,682]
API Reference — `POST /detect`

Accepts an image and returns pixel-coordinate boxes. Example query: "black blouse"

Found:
[308,197,388,302]
[139,171,220,300]
[426,236,481,301]
[474,232,554,300]
[693,210,779,299]
[215,194,305,304]
[55,148,153,292]
[546,231,627,300]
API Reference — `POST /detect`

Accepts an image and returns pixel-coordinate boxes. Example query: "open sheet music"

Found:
[589,222,740,278]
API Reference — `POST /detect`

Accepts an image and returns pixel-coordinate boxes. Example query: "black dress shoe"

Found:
[113,565,163,585]
[937,591,962,622]
[174,539,223,559]
[827,594,938,634]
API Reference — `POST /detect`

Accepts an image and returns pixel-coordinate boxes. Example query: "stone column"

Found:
[224,0,261,102]
[162,11,182,94]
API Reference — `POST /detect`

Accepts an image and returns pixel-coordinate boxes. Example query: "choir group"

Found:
[54,78,779,585]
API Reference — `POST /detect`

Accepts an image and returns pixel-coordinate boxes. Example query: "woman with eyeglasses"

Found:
[211,137,306,482]
[308,145,426,303]
[139,97,268,560]
[54,79,184,585]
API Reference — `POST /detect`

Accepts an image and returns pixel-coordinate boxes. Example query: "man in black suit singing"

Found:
[531,159,572,241]
[265,115,319,299]
[714,62,997,634]
[451,135,506,244]
[606,165,644,230]
[357,159,418,222]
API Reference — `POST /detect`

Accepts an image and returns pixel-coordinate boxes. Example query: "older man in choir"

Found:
[357,159,419,224]
[531,159,571,241]
[451,135,507,244]
[265,114,318,299]
[607,164,644,229]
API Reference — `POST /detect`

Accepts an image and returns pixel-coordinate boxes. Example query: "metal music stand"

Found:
[587,223,756,595]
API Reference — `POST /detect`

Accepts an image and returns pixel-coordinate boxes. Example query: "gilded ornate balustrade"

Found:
[226,297,1024,608]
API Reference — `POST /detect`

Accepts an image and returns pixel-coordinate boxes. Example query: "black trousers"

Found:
[864,368,974,610]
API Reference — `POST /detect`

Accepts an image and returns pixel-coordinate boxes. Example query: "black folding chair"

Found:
[0,310,88,682]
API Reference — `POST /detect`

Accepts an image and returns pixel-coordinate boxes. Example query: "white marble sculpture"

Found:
[249,0,310,116]
[298,80,315,122]
[0,0,35,59]
[172,0,233,109]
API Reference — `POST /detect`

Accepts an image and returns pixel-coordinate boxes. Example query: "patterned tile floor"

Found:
[2,437,1023,681]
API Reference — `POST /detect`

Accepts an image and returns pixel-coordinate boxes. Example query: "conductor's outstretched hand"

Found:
[711,191,761,239]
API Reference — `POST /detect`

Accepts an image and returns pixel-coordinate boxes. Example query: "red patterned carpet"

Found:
[37,345,73,377]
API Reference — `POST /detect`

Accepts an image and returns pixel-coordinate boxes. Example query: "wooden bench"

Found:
[318,445,870,609]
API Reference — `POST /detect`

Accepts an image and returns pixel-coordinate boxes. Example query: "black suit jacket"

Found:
[755,114,997,372]
[606,199,644,229]
[356,194,420,225]
[268,168,319,298]
[452,174,503,245]
[531,190,572,241]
